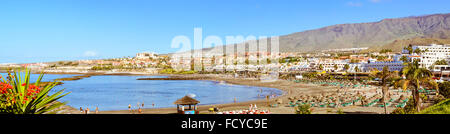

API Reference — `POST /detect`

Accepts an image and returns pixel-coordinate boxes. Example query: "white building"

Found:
[136,52,157,59]
[348,63,365,72]
[317,59,348,72]
[363,61,404,72]
[404,44,450,69]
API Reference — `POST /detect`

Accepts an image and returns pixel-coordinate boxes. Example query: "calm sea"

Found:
[0,73,282,111]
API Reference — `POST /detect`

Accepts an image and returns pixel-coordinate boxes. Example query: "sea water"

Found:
[0,73,283,111]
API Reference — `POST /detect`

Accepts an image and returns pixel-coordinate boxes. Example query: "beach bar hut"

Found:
[174,96,200,114]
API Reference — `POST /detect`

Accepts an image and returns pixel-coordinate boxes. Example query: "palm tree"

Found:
[400,56,409,63]
[413,48,423,55]
[354,66,359,81]
[404,45,413,54]
[343,64,350,72]
[371,66,397,114]
[398,60,437,112]
[318,64,324,70]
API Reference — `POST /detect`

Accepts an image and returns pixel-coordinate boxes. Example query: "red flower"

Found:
[0,82,13,94]
[22,83,26,86]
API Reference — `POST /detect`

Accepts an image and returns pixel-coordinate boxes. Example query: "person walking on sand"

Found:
[138,107,142,114]
[80,107,83,113]
[86,108,90,114]
[95,106,99,114]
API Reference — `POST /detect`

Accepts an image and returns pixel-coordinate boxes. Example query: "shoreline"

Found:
[97,74,340,114]
[60,73,294,114]
[11,72,395,114]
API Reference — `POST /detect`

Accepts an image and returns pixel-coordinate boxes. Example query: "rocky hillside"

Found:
[366,37,450,53]
[278,13,450,52]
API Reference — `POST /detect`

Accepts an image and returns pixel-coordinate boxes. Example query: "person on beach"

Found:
[95,106,99,114]
[86,108,90,114]
[138,107,142,114]
[141,102,144,108]
[80,107,83,113]
[128,104,131,112]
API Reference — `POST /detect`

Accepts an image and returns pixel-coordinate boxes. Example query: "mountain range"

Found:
[199,13,450,54]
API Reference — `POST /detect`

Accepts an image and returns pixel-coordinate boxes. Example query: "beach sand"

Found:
[77,74,395,114]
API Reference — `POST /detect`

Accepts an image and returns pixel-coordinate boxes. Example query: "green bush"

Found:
[439,82,450,98]
[159,68,176,74]
[295,104,311,114]
[0,69,70,114]
[419,99,450,114]
[336,108,344,114]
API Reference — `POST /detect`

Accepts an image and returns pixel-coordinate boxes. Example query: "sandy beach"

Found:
[81,74,397,114]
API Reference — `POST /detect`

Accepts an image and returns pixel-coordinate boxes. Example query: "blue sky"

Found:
[0,0,449,63]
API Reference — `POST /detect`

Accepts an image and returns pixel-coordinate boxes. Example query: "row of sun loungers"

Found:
[294,80,373,89]
[285,92,411,109]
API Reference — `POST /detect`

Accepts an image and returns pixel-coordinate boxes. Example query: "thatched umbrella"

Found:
[174,96,200,114]
[174,96,200,105]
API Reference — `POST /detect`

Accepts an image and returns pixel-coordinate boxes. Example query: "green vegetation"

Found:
[91,64,113,70]
[397,60,437,112]
[159,68,197,74]
[376,55,388,61]
[438,82,450,98]
[295,104,311,114]
[434,59,448,65]
[0,67,26,71]
[379,49,392,54]
[280,57,302,63]
[318,64,324,70]
[418,99,450,114]
[343,64,350,71]
[350,59,360,63]
[400,56,409,62]
[0,69,69,114]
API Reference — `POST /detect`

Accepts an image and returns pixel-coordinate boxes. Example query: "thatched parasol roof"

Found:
[174,96,200,105]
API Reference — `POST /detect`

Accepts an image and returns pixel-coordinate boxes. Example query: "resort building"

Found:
[362,61,404,72]
[316,59,348,72]
[431,65,450,81]
[404,44,450,69]
[136,52,158,59]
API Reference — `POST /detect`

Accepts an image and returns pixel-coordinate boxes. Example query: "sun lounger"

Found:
[396,103,406,108]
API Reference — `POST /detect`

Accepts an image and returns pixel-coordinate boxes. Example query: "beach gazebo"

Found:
[174,96,200,114]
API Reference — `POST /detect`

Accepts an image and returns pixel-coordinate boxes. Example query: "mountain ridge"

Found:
[276,13,450,52]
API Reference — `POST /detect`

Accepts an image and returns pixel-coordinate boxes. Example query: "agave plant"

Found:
[0,69,70,114]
